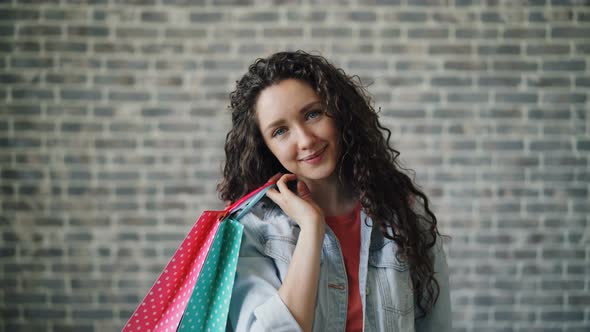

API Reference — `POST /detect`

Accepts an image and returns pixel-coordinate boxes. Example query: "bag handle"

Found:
[220,181,276,220]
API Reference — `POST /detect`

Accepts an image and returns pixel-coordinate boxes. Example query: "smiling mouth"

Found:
[299,146,327,161]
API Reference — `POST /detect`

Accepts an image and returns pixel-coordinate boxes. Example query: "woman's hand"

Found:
[265,173,325,331]
[265,173,325,234]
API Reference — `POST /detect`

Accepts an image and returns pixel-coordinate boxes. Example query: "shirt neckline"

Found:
[325,201,361,224]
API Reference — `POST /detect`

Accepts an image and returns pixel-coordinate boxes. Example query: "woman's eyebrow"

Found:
[263,100,322,133]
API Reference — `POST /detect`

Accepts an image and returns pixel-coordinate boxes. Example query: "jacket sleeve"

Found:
[415,236,453,332]
[227,211,303,332]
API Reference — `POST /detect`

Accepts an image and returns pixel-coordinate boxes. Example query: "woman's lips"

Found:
[300,146,327,164]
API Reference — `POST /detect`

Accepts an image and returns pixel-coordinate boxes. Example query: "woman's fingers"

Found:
[264,173,325,231]
[266,173,300,205]
[265,173,287,204]
[267,173,314,205]
[267,172,283,183]
[265,187,281,204]
[297,180,312,200]
[275,173,297,196]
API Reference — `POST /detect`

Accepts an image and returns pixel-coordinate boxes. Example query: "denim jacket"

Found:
[227,198,452,331]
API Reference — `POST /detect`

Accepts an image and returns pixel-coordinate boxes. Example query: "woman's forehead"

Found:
[255,79,321,120]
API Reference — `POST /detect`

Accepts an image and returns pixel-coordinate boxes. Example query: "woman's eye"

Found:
[272,127,286,137]
[306,110,322,120]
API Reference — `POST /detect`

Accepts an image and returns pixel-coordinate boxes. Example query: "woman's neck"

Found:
[302,176,357,217]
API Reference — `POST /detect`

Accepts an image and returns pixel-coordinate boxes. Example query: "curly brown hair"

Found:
[218,50,443,318]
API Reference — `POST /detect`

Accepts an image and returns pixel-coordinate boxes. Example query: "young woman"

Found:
[219,50,451,331]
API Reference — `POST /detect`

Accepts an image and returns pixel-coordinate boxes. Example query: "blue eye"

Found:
[272,127,286,137]
[306,110,322,120]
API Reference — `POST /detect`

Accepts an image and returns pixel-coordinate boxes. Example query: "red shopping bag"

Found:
[122,182,274,332]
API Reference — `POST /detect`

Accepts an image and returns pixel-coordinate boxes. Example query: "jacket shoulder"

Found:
[237,197,298,241]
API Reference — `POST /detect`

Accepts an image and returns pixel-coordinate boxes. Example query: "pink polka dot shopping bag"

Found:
[122,182,275,332]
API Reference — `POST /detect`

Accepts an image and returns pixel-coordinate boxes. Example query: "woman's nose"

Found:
[295,126,316,149]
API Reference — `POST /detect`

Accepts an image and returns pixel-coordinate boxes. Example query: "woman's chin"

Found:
[296,167,338,183]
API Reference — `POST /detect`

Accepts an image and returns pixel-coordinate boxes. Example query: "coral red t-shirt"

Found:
[325,202,363,332]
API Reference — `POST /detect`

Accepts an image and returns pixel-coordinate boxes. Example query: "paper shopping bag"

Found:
[177,217,243,332]
[121,212,221,332]
[122,182,273,332]
[177,185,271,331]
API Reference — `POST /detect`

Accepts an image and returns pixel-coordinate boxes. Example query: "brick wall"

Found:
[1,0,589,331]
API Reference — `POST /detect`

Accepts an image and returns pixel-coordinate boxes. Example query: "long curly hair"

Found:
[218,50,443,318]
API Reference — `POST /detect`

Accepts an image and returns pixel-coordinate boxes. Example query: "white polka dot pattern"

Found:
[178,218,244,332]
[121,182,273,332]
[121,211,222,332]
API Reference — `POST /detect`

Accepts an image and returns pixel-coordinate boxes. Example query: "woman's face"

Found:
[255,79,340,183]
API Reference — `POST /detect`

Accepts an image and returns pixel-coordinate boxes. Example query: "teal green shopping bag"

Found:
[177,218,242,332]
[177,184,271,332]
